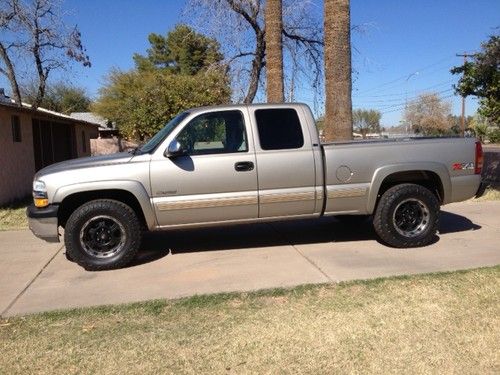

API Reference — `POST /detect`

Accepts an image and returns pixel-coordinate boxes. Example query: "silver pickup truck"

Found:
[27,103,486,270]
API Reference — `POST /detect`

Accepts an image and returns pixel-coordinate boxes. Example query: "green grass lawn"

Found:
[1,267,499,374]
[0,200,29,231]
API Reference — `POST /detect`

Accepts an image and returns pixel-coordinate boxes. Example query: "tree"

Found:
[353,109,381,138]
[324,0,352,141]
[22,81,91,114]
[94,26,230,140]
[184,0,323,103]
[0,0,22,105]
[451,35,499,126]
[133,24,223,74]
[447,114,473,135]
[265,0,284,102]
[92,69,230,140]
[404,93,452,135]
[470,113,489,143]
[0,0,90,107]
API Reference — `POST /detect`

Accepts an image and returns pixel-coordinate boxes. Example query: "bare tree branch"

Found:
[185,0,324,104]
[1,0,90,108]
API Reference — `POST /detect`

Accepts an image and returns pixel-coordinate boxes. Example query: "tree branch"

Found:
[282,29,324,46]
[225,0,261,35]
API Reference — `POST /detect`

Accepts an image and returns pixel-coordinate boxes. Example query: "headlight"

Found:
[33,180,46,192]
[32,180,48,208]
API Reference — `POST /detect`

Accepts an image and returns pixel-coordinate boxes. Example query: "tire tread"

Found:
[373,183,439,248]
[64,199,142,270]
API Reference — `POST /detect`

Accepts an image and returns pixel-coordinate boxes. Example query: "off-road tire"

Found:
[373,183,439,248]
[64,199,142,271]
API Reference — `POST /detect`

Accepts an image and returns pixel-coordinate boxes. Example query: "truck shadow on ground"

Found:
[130,210,482,267]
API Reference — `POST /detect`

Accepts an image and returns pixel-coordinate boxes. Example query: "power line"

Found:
[354,88,454,110]
[380,93,456,115]
[353,55,455,96]
[353,79,456,99]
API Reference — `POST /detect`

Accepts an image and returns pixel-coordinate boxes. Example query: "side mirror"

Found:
[165,140,185,158]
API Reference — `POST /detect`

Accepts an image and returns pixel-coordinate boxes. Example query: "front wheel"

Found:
[373,183,439,248]
[64,199,142,270]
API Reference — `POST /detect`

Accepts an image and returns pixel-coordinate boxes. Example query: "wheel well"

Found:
[58,189,147,229]
[377,170,444,205]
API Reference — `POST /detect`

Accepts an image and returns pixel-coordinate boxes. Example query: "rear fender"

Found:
[367,162,451,214]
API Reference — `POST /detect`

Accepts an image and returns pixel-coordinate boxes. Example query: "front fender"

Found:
[367,162,451,214]
[52,180,156,230]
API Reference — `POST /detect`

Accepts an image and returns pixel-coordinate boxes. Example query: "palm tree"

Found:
[324,0,352,141]
[265,0,284,102]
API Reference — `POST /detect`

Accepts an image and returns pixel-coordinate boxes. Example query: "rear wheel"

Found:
[373,183,439,247]
[64,199,142,270]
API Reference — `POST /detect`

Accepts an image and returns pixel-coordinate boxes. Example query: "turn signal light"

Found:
[475,141,483,175]
[34,198,49,208]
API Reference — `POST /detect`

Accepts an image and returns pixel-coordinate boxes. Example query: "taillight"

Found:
[475,141,483,175]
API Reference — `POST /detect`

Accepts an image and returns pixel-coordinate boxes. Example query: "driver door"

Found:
[150,110,258,226]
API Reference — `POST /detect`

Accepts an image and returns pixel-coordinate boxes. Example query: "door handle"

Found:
[234,161,254,172]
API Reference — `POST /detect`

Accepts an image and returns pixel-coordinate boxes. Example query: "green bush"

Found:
[487,127,500,143]
[92,69,231,140]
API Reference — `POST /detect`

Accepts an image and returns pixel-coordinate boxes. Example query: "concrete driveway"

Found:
[1,201,499,317]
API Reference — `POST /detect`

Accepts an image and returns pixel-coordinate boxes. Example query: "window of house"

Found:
[255,108,304,150]
[176,110,247,155]
[81,131,86,152]
[11,115,21,142]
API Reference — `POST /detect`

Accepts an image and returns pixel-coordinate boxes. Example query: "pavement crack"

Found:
[267,223,333,283]
[1,245,64,318]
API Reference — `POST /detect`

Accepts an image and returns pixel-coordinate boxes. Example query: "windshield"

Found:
[138,111,191,154]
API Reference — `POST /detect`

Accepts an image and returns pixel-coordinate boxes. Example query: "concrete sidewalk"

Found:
[1,201,499,317]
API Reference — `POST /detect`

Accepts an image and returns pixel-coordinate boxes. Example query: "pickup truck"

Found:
[27,103,486,270]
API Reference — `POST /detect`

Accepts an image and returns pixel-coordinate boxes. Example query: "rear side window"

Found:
[255,108,304,150]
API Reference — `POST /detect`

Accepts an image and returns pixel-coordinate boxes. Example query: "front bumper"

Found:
[26,204,60,243]
[475,181,489,199]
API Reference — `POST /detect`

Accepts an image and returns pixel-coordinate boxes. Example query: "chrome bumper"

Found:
[26,204,60,243]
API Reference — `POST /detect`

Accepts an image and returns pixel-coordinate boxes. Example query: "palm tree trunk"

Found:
[324,0,352,141]
[265,0,284,103]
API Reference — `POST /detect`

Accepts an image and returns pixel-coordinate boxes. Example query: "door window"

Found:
[177,110,247,155]
[255,108,304,150]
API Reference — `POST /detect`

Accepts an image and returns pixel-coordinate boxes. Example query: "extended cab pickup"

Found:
[27,103,486,270]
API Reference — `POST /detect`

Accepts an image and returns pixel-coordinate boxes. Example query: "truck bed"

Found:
[320,137,481,215]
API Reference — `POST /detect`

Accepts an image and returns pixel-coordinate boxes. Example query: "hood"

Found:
[36,152,134,178]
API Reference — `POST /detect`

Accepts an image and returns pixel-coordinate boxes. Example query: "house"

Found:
[70,112,118,138]
[0,94,99,205]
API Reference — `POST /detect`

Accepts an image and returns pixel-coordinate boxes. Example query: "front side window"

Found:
[11,115,21,142]
[255,108,304,150]
[139,111,191,154]
[176,110,247,155]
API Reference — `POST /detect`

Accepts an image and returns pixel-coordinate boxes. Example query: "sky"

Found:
[1,0,499,127]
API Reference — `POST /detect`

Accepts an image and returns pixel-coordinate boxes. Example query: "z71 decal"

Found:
[452,162,474,171]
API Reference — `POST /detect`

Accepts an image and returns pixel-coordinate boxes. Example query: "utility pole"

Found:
[456,52,477,137]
